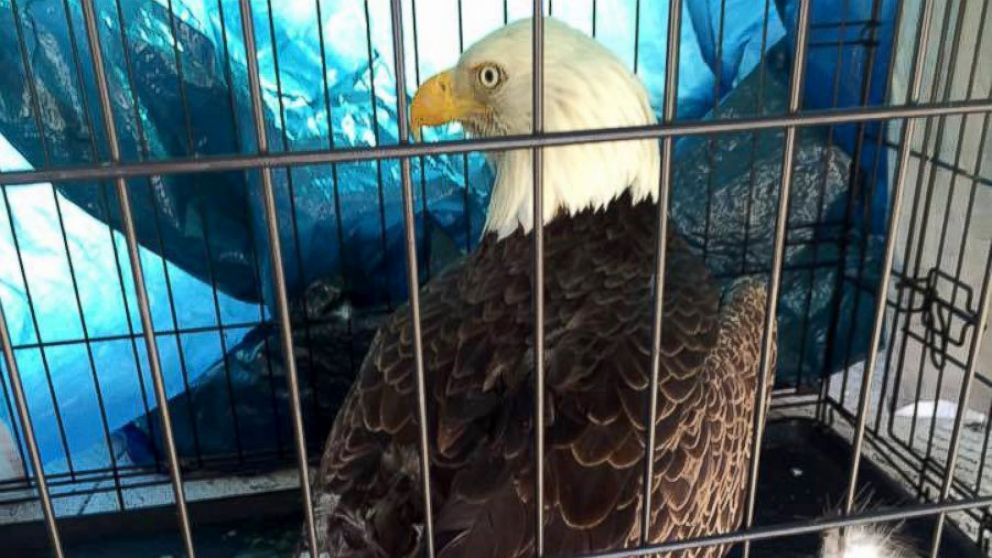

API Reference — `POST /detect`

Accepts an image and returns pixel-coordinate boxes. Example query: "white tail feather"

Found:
[820,523,917,558]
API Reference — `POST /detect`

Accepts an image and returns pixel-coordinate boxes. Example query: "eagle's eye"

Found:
[477,64,502,89]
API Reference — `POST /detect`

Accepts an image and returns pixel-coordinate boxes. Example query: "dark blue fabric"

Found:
[777,0,899,234]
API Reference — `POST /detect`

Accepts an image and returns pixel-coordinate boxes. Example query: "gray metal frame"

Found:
[1,0,991,557]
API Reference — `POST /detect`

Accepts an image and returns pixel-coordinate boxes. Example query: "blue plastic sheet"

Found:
[778,0,901,234]
[0,135,260,473]
[0,0,890,474]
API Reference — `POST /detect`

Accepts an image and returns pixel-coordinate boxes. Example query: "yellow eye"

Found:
[478,64,501,89]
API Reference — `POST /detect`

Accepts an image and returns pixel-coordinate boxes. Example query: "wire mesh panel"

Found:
[0,0,990,557]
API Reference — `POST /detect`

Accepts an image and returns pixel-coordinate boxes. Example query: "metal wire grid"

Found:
[814,0,992,551]
[0,0,811,503]
[0,0,990,557]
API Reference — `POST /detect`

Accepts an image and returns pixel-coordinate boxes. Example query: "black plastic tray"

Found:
[2,418,984,557]
[733,418,983,558]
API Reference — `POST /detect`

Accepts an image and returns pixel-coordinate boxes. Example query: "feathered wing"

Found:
[309,199,772,558]
[646,278,772,558]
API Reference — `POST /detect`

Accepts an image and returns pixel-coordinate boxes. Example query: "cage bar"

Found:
[914,0,986,469]
[891,0,965,454]
[641,0,681,544]
[235,0,319,554]
[577,495,992,558]
[0,302,64,557]
[387,1,437,556]
[265,0,326,431]
[7,0,78,481]
[855,0,915,433]
[362,0,396,311]
[793,0,852,392]
[78,0,197,554]
[0,2,991,556]
[842,0,927,474]
[740,0,774,278]
[531,2,546,555]
[740,2,813,557]
[928,245,992,556]
[843,0,937,514]
[2,100,990,188]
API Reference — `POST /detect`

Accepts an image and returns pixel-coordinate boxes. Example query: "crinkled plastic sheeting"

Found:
[0,0,890,474]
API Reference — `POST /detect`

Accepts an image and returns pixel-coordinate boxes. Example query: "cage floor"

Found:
[1,418,984,557]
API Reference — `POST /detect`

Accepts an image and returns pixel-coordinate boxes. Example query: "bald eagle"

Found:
[309,17,772,558]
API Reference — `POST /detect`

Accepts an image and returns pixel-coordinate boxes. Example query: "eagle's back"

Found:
[311,193,771,558]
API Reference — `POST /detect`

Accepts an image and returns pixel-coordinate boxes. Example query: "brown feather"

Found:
[307,193,774,558]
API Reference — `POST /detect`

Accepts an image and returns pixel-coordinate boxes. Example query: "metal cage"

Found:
[0,0,991,556]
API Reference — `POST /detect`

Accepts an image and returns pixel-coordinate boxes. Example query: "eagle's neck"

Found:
[482,139,660,240]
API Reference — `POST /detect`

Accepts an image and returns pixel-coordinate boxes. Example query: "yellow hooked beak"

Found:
[409,69,482,141]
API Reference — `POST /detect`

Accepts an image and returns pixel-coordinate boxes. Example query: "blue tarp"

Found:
[0,0,892,475]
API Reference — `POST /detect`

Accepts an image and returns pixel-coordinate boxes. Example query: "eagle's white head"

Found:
[410,17,660,239]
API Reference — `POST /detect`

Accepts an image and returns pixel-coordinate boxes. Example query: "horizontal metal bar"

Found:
[0,446,305,492]
[1,100,989,187]
[8,322,260,351]
[575,496,992,558]
[825,396,986,514]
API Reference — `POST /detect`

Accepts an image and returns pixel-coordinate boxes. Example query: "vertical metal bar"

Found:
[591,0,597,37]
[235,1,318,554]
[740,0,774,277]
[47,184,127,507]
[456,0,473,252]
[410,0,433,278]
[218,0,287,457]
[363,0,395,311]
[117,0,208,470]
[740,3,812,557]
[929,245,992,557]
[866,0,910,430]
[889,0,959,454]
[111,0,192,470]
[882,0,951,448]
[632,0,642,73]
[917,0,980,472]
[9,0,77,479]
[531,2,546,555]
[314,0,359,395]
[265,0,323,430]
[164,0,198,155]
[701,0,728,264]
[387,1,437,555]
[794,0,851,393]
[641,0,681,545]
[79,1,196,554]
[0,304,64,558]
[843,0,936,515]
[825,0,897,426]
[53,0,126,511]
